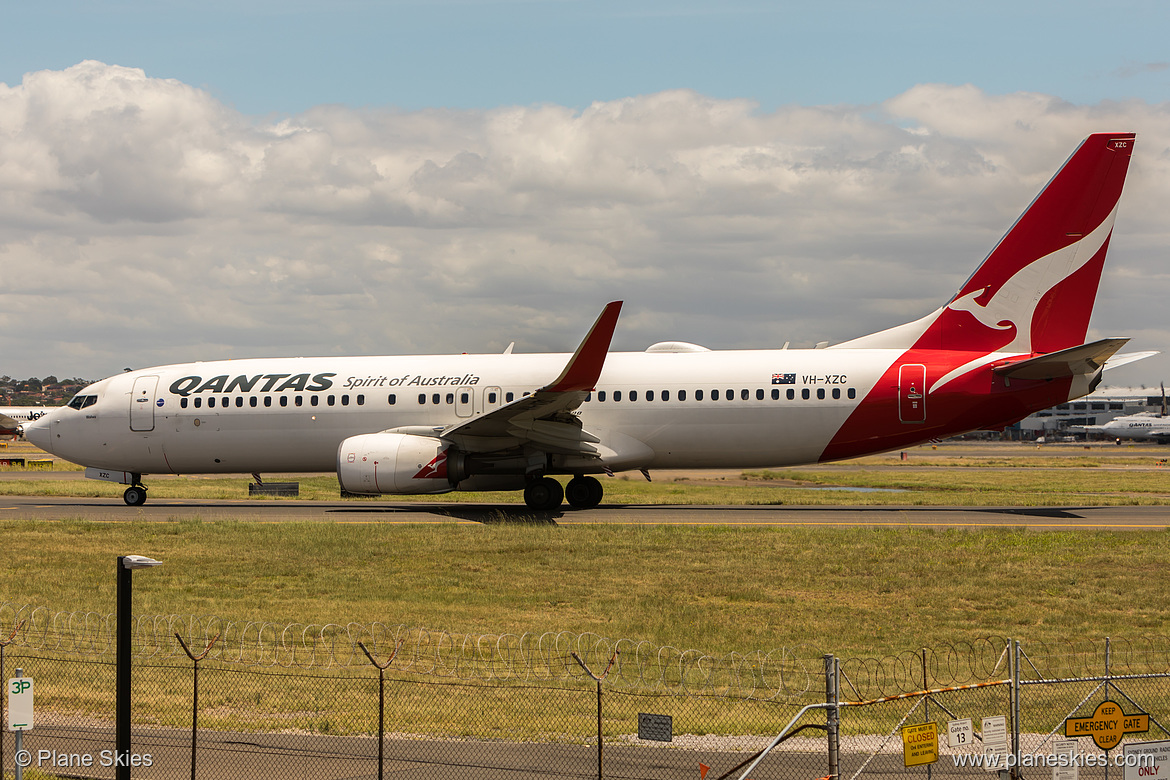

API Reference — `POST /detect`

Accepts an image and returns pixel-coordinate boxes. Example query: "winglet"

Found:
[542,301,623,393]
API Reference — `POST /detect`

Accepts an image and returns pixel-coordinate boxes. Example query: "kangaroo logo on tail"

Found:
[914,133,1134,357]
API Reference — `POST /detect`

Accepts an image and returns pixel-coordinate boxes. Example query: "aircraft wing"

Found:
[0,413,19,430]
[991,338,1130,382]
[438,302,622,456]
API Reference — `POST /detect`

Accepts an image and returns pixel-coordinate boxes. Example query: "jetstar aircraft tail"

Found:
[835,133,1136,355]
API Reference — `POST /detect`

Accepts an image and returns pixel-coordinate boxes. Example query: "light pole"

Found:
[117,555,161,780]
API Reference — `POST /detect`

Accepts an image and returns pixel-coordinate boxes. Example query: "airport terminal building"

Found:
[1011,386,1164,440]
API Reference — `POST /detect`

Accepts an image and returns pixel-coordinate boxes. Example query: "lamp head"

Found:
[121,555,162,570]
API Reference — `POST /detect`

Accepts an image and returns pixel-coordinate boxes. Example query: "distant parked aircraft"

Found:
[26,133,1153,507]
[0,407,54,438]
[1082,384,1170,443]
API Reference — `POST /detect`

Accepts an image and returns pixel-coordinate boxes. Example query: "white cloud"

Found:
[1,62,1168,386]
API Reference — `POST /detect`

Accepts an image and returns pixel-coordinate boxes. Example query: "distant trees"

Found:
[0,375,91,405]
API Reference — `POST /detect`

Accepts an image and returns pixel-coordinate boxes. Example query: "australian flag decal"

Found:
[772,373,796,385]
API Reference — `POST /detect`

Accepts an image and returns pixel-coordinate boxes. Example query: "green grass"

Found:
[2,520,1169,657]
[2,461,1169,505]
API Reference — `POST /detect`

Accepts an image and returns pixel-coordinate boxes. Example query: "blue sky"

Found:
[5,1,1169,115]
[1,1,1169,389]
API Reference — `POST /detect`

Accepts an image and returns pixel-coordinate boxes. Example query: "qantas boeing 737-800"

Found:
[25,133,1150,509]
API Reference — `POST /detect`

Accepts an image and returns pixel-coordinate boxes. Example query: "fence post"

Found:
[572,650,619,780]
[824,654,839,780]
[1,620,24,779]
[175,632,220,780]
[1011,639,1021,780]
[358,640,402,780]
[922,648,932,780]
[1105,636,1112,780]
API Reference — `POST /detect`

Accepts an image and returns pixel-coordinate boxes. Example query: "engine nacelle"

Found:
[337,433,466,495]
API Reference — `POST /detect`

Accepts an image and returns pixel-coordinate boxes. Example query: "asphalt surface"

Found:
[1,494,1168,529]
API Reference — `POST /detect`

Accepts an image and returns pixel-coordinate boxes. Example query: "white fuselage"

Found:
[29,348,912,476]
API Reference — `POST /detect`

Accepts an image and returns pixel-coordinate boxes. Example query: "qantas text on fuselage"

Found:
[26,133,1151,509]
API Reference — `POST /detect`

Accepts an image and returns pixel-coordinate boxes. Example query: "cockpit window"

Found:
[68,394,98,410]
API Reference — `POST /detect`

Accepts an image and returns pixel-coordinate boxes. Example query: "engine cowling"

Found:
[337,433,465,495]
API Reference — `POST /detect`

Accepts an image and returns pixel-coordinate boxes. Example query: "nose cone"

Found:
[23,413,54,452]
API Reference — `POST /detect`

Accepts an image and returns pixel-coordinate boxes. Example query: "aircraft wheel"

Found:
[524,477,563,510]
[566,476,603,509]
[123,486,148,506]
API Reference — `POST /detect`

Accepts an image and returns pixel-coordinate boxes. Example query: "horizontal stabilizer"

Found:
[1103,350,1159,371]
[992,338,1129,382]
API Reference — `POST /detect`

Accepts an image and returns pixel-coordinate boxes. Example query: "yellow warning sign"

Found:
[1065,700,1149,750]
[902,721,939,767]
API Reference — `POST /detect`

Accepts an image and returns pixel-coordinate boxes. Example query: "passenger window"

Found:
[342,395,351,406]
[630,390,638,402]
[771,389,779,400]
[445,393,454,404]
[264,396,272,407]
[250,397,257,407]
[756,389,764,401]
[388,394,396,405]
[328,395,336,406]
[506,392,515,402]
[460,392,469,404]
[832,388,841,400]
[236,397,243,407]
[311,395,319,407]
[661,390,670,401]
[614,390,622,402]
[194,397,202,409]
[418,394,426,404]
[802,389,810,400]
[280,396,289,407]
[817,388,825,400]
[489,392,498,403]
[743,389,750,401]
[295,396,303,407]
[208,397,216,408]
[848,388,856,399]
[787,389,795,400]
[712,389,720,401]
[180,398,188,409]
[431,394,440,405]
[357,395,365,405]
[677,389,685,401]
[727,389,734,400]
[695,389,704,401]
[598,391,606,402]
[645,390,654,401]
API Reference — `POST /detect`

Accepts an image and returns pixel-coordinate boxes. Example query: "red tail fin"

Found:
[914,133,1135,354]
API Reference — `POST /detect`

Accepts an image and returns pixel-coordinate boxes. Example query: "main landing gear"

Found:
[123,482,148,506]
[523,476,604,510]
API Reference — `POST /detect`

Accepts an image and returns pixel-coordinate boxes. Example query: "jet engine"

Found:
[337,433,467,495]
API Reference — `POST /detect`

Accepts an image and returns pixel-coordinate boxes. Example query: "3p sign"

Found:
[7,677,33,731]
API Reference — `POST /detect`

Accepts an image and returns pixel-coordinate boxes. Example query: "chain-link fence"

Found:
[2,603,1170,779]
